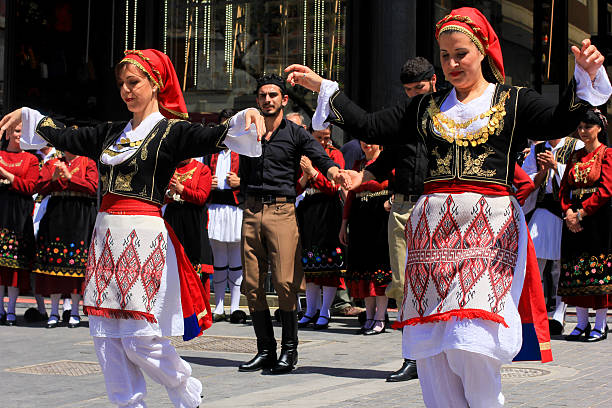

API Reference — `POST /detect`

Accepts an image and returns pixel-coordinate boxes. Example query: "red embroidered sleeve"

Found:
[512,163,535,206]
[10,156,39,195]
[581,148,612,216]
[67,158,98,195]
[180,164,212,206]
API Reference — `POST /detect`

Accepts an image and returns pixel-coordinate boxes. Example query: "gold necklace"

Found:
[115,137,144,149]
[428,90,509,147]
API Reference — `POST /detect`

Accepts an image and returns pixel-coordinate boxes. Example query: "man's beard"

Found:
[260,105,283,117]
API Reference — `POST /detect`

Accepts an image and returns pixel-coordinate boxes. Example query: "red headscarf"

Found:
[435,7,505,84]
[121,49,189,120]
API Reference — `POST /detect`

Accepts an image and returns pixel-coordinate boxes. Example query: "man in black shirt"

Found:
[362,57,436,382]
[238,74,348,375]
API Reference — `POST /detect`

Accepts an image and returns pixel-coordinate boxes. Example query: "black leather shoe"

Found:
[269,310,299,375]
[565,323,591,341]
[239,310,277,372]
[5,312,17,326]
[386,359,418,382]
[24,308,48,323]
[355,319,373,335]
[62,309,72,323]
[364,320,386,335]
[0,312,6,325]
[585,325,608,342]
[230,310,247,324]
[297,310,319,328]
[313,315,330,330]
[548,319,564,336]
[46,314,61,329]
[213,313,227,322]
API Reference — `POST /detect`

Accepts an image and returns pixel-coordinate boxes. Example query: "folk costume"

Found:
[19,49,260,408]
[312,7,611,406]
[206,149,245,322]
[523,137,583,331]
[33,154,98,328]
[558,111,612,341]
[0,148,38,325]
[296,144,346,329]
[163,159,213,279]
[343,156,392,335]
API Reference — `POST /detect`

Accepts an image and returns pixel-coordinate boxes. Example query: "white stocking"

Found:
[318,286,337,320]
[594,308,608,332]
[50,294,62,322]
[300,282,320,323]
[228,268,243,314]
[576,306,589,329]
[7,286,19,315]
[0,285,5,314]
[212,269,228,315]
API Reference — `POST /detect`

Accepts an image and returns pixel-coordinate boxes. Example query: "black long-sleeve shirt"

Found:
[366,143,428,196]
[239,119,339,198]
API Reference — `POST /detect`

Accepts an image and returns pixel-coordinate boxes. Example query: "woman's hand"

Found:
[536,150,557,171]
[58,162,72,181]
[339,220,349,246]
[284,65,324,93]
[211,175,218,189]
[0,166,15,183]
[300,156,316,177]
[384,196,393,212]
[0,108,23,141]
[244,109,266,141]
[343,170,364,191]
[564,209,584,233]
[572,39,605,81]
[169,175,184,194]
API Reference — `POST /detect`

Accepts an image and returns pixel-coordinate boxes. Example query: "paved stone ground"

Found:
[0,299,610,407]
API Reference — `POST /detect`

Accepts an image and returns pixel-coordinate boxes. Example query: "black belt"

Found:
[394,193,421,202]
[246,195,295,204]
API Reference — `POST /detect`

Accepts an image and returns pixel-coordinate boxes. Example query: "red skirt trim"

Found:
[306,276,346,289]
[347,280,387,299]
[392,308,509,330]
[83,306,157,323]
[563,294,612,309]
[0,267,30,291]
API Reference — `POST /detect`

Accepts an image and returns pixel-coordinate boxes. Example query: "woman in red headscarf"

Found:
[285,7,611,407]
[0,49,265,408]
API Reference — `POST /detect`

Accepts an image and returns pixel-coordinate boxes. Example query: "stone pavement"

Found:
[0,299,610,407]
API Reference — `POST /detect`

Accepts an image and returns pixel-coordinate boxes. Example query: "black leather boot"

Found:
[238,310,277,372]
[269,310,298,375]
[386,359,418,382]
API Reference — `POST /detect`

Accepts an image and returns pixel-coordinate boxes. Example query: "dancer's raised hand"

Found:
[284,65,324,93]
[0,108,23,141]
[572,39,605,81]
[244,108,266,141]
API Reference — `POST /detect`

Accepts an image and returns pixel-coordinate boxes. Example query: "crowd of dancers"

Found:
[0,6,611,408]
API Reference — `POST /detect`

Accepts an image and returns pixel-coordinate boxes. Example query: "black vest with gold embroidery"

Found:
[35,116,228,206]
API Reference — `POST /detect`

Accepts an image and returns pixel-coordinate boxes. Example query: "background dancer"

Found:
[0,124,38,326]
[33,151,98,329]
[1,48,265,408]
[238,74,350,375]
[296,126,346,331]
[286,6,610,406]
[559,109,611,343]
[206,109,247,324]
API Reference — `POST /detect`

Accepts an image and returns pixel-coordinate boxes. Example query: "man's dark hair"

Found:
[219,109,236,123]
[400,57,435,84]
[255,73,287,95]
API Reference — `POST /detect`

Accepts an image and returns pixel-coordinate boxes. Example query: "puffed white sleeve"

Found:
[224,108,262,157]
[20,107,48,150]
[574,64,612,106]
[311,79,340,131]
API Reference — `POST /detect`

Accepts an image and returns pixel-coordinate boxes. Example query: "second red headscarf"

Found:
[121,49,189,120]
[435,7,505,84]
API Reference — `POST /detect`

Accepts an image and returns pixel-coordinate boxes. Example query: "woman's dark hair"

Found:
[218,109,236,123]
[0,134,8,151]
[581,109,608,144]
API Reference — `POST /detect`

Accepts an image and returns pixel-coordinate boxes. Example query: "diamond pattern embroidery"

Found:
[94,230,115,307]
[141,233,166,313]
[431,196,461,303]
[114,230,142,309]
[488,204,519,312]
[84,230,97,290]
[407,198,431,316]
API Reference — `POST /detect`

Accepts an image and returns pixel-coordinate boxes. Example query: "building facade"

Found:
[2,0,611,128]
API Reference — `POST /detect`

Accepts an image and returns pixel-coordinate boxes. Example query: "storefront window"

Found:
[163,0,347,114]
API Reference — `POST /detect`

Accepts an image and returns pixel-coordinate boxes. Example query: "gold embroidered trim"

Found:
[439,25,485,54]
[436,14,489,43]
[329,90,345,125]
[121,58,162,89]
[462,146,497,177]
[0,157,23,168]
[356,189,389,201]
[114,159,138,191]
[488,56,505,84]
[427,90,509,147]
[430,146,453,177]
[174,166,197,183]
[39,117,61,130]
[539,342,551,351]
[160,105,188,119]
[572,146,604,184]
